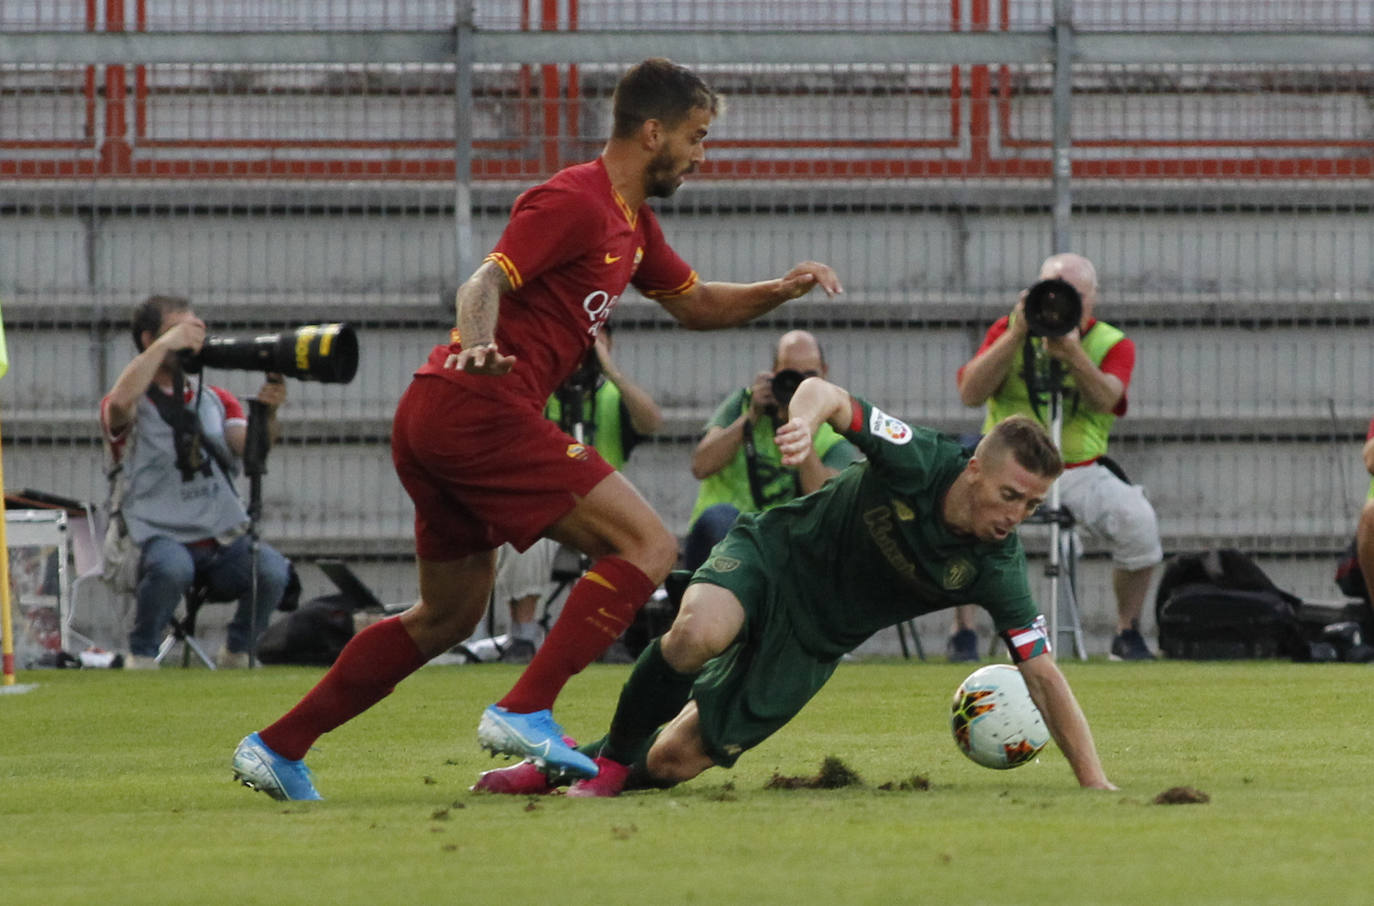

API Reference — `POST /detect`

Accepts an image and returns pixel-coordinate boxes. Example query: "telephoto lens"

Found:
[181,323,358,383]
[1022,279,1082,338]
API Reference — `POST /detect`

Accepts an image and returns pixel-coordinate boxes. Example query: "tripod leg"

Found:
[1058,528,1088,661]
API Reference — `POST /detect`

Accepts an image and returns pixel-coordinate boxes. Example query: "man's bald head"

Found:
[773,329,827,376]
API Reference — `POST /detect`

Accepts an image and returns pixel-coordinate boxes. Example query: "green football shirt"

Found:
[718,396,1038,659]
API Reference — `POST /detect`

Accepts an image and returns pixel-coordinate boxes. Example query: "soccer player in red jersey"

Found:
[231,58,842,800]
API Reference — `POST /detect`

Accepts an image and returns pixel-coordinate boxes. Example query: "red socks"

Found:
[498,556,655,714]
[259,616,427,761]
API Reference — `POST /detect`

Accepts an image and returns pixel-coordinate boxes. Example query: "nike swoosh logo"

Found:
[506,720,552,756]
[604,253,622,264]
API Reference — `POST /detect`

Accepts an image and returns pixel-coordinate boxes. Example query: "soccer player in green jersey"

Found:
[475,377,1116,795]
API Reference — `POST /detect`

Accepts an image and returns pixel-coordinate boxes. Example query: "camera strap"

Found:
[741,413,801,511]
[1020,336,1076,424]
[145,368,235,484]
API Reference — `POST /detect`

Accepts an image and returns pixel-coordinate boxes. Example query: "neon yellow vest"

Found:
[690,392,852,523]
[982,318,1126,465]
[544,381,631,470]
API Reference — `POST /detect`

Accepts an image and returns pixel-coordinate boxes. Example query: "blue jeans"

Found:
[128,534,290,657]
[684,503,743,574]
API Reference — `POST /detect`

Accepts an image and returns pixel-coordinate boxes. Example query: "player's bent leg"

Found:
[403,552,498,658]
[658,582,746,674]
[547,471,679,581]
[491,474,675,721]
[644,702,715,786]
[568,703,708,798]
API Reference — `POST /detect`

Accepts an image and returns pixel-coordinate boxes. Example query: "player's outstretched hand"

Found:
[444,343,517,375]
[775,416,814,466]
[776,261,844,301]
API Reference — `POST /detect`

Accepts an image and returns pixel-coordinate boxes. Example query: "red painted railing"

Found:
[0,0,1368,181]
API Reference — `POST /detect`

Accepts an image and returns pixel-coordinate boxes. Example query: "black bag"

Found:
[1155,550,1304,660]
[1334,537,1367,601]
[256,595,356,666]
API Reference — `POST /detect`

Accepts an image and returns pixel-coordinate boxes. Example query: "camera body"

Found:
[179,323,358,383]
[764,368,807,416]
[1023,278,1083,338]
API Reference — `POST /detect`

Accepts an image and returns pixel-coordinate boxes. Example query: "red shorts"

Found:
[391,375,616,561]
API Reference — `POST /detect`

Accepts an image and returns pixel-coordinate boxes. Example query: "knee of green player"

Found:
[645,736,709,785]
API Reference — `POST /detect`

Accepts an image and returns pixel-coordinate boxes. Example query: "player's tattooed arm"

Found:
[447,259,517,374]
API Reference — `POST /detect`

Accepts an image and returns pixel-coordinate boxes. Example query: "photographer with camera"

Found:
[953,253,1161,662]
[684,329,863,572]
[101,295,292,669]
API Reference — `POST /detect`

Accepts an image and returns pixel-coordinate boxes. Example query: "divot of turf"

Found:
[1153,786,1210,805]
[765,755,862,789]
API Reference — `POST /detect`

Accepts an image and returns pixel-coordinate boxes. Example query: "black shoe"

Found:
[1109,628,1156,661]
[946,629,980,663]
[498,638,538,665]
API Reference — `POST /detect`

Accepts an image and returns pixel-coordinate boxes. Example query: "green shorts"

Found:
[690,530,840,768]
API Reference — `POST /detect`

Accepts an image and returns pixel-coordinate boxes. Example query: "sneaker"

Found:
[566,756,631,798]
[470,733,577,794]
[477,705,599,779]
[215,647,251,669]
[232,732,322,801]
[946,628,980,663]
[497,638,538,665]
[125,654,160,670]
[1109,628,1156,661]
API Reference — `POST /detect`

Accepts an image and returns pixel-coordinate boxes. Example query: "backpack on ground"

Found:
[1154,549,1304,660]
[256,594,356,666]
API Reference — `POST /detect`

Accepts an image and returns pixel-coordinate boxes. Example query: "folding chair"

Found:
[155,581,231,669]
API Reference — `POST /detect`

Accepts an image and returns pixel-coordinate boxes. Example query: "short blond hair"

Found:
[977,416,1063,480]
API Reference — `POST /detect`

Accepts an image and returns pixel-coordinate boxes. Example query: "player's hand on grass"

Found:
[445,343,516,376]
[775,261,844,301]
[775,416,814,466]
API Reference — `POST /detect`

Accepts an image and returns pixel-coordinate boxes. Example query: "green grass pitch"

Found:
[2,659,1372,905]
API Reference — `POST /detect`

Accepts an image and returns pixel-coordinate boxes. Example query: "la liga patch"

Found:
[868,407,913,445]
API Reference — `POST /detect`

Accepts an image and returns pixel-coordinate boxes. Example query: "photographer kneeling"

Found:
[684,330,864,571]
[101,295,291,669]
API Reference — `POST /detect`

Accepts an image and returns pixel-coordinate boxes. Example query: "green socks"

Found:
[600,638,698,766]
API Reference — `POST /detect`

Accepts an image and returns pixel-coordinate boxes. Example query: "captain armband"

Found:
[999,614,1052,663]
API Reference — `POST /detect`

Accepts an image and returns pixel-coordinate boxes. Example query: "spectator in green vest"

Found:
[684,329,864,571]
[954,253,1161,662]
[488,326,663,663]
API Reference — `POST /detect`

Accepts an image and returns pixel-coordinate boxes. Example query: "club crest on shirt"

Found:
[708,555,741,573]
[942,557,976,590]
[566,443,589,461]
[868,407,913,445]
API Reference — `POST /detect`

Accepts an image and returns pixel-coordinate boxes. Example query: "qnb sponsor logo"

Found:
[582,289,620,335]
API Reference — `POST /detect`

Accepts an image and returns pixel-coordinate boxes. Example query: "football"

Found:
[950,664,1050,769]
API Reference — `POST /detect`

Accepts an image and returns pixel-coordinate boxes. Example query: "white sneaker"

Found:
[125,654,161,670]
[215,647,251,669]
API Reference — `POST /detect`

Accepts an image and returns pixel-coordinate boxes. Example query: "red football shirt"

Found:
[417,158,697,409]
